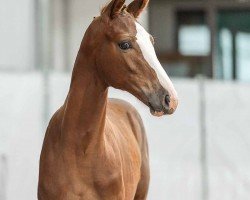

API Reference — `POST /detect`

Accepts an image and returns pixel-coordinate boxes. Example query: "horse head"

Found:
[80,0,178,116]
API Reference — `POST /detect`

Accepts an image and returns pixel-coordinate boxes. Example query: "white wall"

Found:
[0,73,43,200]
[206,81,250,200]
[0,0,35,70]
[1,73,250,200]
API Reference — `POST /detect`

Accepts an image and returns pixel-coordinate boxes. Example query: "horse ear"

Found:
[127,0,149,18]
[102,0,126,19]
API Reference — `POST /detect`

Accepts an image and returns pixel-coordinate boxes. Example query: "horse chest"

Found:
[89,126,141,199]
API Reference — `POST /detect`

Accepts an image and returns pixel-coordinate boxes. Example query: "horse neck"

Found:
[61,50,108,151]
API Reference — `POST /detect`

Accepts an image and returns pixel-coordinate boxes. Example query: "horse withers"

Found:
[38,0,178,199]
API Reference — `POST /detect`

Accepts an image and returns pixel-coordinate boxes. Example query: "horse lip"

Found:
[150,109,165,117]
[148,101,175,116]
[148,102,165,117]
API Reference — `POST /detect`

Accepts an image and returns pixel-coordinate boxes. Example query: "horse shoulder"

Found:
[107,98,147,149]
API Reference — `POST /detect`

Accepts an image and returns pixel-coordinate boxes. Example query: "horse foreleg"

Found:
[134,155,150,200]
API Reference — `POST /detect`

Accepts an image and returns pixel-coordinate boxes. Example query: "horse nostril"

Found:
[165,94,170,106]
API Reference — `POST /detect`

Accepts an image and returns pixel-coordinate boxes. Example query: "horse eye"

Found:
[118,41,132,50]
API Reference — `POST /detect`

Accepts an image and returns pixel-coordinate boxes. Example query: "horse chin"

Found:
[149,105,175,117]
[150,109,165,117]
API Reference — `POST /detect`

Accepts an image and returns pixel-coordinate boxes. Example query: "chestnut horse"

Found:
[38,0,178,199]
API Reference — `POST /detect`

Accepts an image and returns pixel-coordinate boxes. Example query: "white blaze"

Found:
[135,22,178,108]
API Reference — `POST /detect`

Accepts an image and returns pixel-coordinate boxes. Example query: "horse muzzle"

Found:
[148,89,178,117]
